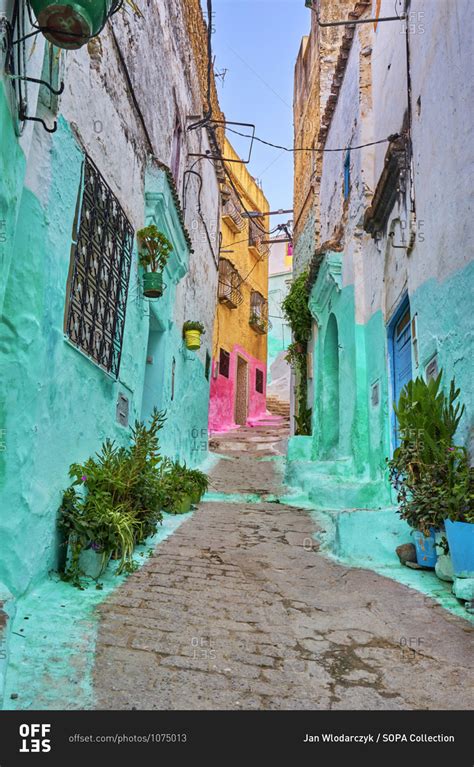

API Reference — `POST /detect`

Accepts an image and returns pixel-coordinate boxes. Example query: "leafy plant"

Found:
[183,321,205,335]
[387,373,472,532]
[281,270,312,343]
[58,409,167,586]
[285,342,311,436]
[282,272,312,435]
[158,459,209,513]
[137,225,173,273]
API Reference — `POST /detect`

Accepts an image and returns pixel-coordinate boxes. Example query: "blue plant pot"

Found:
[445,519,474,577]
[412,528,438,568]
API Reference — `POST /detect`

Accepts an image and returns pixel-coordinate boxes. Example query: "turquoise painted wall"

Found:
[0,118,148,596]
[410,262,474,447]
[287,253,473,511]
[0,118,212,598]
[267,271,291,383]
[0,84,26,318]
[140,168,211,466]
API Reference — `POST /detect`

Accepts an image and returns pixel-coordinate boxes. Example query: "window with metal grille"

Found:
[218,258,242,308]
[255,368,264,394]
[249,290,270,334]
[219,348,230,378]
[65,156,134,377]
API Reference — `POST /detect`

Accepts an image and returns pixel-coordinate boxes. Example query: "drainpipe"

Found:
[404,0,417,254]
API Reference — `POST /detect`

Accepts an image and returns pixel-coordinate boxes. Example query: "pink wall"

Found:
[208,344,267,433]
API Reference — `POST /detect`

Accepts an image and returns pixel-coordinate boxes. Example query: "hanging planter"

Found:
[137,225,172,299]
[143,271,164,298]
[183,321,205,351]
[29,0,119,50]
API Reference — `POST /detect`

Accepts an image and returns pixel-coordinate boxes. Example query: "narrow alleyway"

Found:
[92,418,473,710]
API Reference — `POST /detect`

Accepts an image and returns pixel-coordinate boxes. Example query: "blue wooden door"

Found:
[391,302,412,446]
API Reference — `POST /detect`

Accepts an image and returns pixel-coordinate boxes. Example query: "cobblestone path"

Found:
[93,420,473,710]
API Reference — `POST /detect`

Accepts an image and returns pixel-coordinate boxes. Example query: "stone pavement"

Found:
[93,418,474,710]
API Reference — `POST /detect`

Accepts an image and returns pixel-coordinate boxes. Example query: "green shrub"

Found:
[388,373,472,532]
[58,409,167,585]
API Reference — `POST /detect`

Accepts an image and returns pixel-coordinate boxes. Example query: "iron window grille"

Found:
[249,290,270,335]
[219,348,230,378]
[248,217,269,257]
[218,258,243,309]
[222,189,244,233]
[255,368,264,394]
[65,156,134,378]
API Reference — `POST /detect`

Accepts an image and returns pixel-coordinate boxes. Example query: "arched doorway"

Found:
[322,313,340,456]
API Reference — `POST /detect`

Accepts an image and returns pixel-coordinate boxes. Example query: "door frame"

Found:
[387,293,412,453]
[234,354,249,426]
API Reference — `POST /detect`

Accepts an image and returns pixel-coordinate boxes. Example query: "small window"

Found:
[205,350,211,380]
[65,156,134,377]
[219,348,230,378]
[343,150,351,199]
[255,369,264,394]
[425,355,439,381]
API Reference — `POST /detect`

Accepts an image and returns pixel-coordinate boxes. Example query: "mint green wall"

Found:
[287,253,473,511]
[0,118,211,598]
[140,168,212,466]
[267,271,291,383]
[0,84,26,318]
[0,118,148,596]
[410,262,474,447]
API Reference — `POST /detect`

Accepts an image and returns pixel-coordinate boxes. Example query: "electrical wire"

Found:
[225,126,400,154]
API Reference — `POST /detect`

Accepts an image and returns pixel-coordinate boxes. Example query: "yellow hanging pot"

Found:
[184,330,201,351]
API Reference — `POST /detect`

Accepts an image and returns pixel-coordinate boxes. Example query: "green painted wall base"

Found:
[1,511,190,710]
[452,577,474,602]
[0,584,15,708]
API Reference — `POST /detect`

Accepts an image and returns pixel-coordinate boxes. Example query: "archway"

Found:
[321,313,340,456]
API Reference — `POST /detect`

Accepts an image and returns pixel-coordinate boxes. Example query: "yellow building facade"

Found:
[208,138,270,431]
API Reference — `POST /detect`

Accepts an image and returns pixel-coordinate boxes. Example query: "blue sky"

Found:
[207,0,310,222]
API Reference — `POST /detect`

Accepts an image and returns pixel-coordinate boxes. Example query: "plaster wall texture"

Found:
[0,2,222,597]
[289,0,473,505]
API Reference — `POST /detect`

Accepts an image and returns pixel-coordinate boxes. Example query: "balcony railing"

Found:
[249,290,270,334]
[218,258,242,309]
[222,192,244,233]
[248,217,269,257]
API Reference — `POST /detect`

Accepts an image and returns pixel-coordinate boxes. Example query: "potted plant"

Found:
[183,321,205,351]
[30,0,119,50]
[58,409,167,586]
[137,225,173,298]
[443,451,474,579]
[388,373,466,568]
[187,468,209,504]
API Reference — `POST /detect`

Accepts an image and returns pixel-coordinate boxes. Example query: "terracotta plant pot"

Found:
[30,0,117,49]
[184,330,201,350]
[143,271,164,298]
